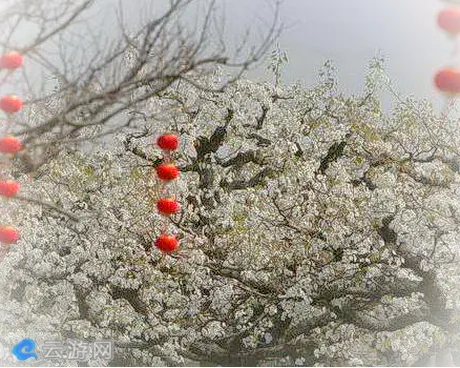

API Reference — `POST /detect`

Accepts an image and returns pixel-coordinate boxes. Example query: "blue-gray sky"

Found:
[7,0,453,111]
[227,1,450,101]
[117,0,451,108]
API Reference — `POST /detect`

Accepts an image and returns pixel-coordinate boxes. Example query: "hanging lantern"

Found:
[157,134,179,151]
[155,234,179,252]
[0,136,22,154]
[0,180,19,197]
[434,68,460,93]
[156,198,180,215]
[0,52,23,70]
[156,163,180,181]
[0,95,23,114]
[0,226,19,244]
[438,8,460,35]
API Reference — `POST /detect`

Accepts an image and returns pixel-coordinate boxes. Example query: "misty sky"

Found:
[233,0,455,107]
[238,0,449,100]
[111,0,453,111]
[6,0,455,112]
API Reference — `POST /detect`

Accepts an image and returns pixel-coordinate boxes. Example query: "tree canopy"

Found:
[1,1,460,367]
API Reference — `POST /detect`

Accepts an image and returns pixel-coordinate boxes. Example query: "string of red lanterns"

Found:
[435,2,460,94]
[0,51,24,253]
[154,133,180,253]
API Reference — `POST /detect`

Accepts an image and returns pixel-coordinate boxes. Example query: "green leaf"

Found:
[82,165,94,176]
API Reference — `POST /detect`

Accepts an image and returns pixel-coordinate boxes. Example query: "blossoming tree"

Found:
[1,0,460,367]
[1,53,460,366]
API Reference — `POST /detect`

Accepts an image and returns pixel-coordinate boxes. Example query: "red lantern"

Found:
[156,163,180,181]
[0,136,23,154]
[434,68,460,93]
[0,136,22,154]
[0,95,23,113]
[156,198,180,215]
[0,180,19,198]
[0,226,19,244]
[157,134,179,151]
[155,234,179,252]
[0,52,23,69]
[438,8,460,35]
